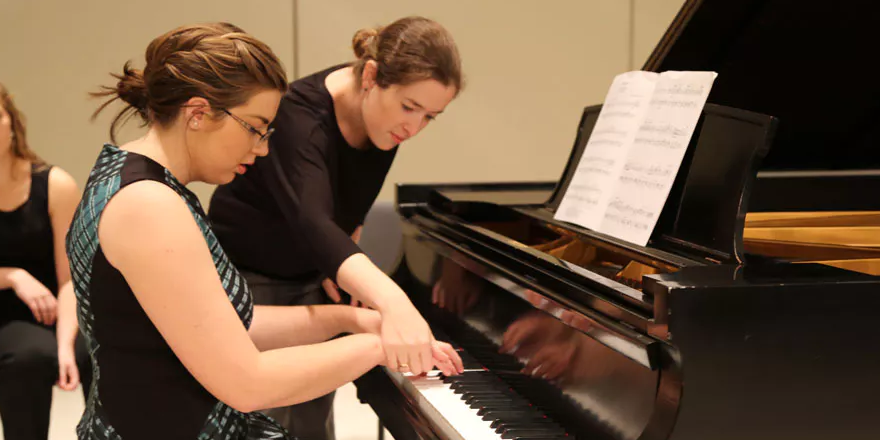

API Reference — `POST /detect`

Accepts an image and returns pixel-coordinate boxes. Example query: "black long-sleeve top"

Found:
[209,64,397,282]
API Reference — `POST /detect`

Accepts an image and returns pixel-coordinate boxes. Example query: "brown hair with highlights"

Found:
[93,22,288,143]
[352,16,463,94]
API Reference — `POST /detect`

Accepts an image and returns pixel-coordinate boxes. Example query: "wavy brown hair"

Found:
[92,22,288,143]
[0,82,44,166]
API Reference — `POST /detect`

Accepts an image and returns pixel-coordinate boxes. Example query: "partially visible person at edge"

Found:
[66,22,462,440]
[209,16,464,439]
[0,81,91,440]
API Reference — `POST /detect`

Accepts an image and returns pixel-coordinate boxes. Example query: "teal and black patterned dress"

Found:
[66,145,291,440]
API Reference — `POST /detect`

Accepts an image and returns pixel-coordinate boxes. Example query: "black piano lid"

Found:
[546,104,777,265]
[644,0,880,171]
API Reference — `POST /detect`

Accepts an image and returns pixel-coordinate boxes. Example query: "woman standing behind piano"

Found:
[209,16,463,439]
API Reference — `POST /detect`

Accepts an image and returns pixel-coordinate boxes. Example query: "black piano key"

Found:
[480,408,543,419]
[462,390,515,400]
[455,386,496,395]
[513,436,570,440]
[457,384,513,392]
[461,387,519,396]
[470,401,531,412]
[461,388,516,396]
[444,372,495,382]
[468,395,529,405]
[490,415,549,429]
[501,427,566,439]
[465,393,522,405]
[444,371,491,379]
[452,382,507,390]
[451,381,506,391]
[460,359,482,368]
[452,383,507,394]
[444,375,504,386]
[495,420,563,434]
[472,402,524,412]
[470,401,523,410]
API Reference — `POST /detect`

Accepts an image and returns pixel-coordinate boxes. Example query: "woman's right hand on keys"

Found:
[9,269,57,325]
[431,340,464,376]
[378,338,463,377]
[379,299,434,375]
[335,253,463,375]
[354,307,463,376]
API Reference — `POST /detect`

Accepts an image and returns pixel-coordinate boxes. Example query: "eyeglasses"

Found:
[220,108,274,147]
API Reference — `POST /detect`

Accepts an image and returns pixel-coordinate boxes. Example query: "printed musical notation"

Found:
[554,71,659,229]
[555,70,717,246]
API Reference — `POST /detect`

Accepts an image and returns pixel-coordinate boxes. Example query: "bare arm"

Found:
[248,304,380,351]
[47,167,81,352]
[0,267,23,290]
[100,181,385,412]
[336,255,409,312]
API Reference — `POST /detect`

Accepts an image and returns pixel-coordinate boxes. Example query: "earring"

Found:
[192,121,200,129]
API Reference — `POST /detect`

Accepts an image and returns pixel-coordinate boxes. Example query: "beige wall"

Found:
[0,0,294,203]
[1,0,684,203]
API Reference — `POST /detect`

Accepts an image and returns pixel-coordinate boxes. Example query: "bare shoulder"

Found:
[47,166,81,230]
[47,166,77,189]
[47,166,80,214]
[98,180,203,269]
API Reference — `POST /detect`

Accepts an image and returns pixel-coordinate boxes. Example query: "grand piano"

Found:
[353,1,880,439]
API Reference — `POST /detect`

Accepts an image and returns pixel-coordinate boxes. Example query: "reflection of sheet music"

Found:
[600,71,717,245]
[555,71,658,230]
[555,70,717,246]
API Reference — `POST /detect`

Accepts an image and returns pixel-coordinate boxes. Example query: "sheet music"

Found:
[554,70,717,246]
[599,71,717,245]
[554,71,659,229]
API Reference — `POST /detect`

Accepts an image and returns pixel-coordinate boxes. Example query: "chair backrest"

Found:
[359,200,404,274]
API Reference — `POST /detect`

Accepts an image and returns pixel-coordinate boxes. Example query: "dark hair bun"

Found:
[116,61,149,116]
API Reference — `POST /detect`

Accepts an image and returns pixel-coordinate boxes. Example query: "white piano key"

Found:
[388,369,503,440]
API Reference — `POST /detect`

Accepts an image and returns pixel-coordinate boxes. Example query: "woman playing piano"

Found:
[67,22,461,440]
[209,16,464,439]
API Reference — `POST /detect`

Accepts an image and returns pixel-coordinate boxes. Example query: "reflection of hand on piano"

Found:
[521,338,580,384]
[558,309,594,332]
[432,260,482,315]
[501,311,571,351]
[500,311,581,382]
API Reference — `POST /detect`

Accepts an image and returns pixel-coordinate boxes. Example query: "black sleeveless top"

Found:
[67,145,289,440]
[0,164,57,326]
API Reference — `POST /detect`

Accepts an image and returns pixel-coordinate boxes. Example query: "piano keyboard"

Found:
[388,369,571,440]
[386,320,573,440]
